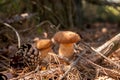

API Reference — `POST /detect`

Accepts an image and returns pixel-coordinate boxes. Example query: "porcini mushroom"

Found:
[34,38,60,63]
[52,31,80,59]
[33,38,53,59]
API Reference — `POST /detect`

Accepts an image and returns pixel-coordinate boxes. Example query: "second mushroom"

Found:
[33,38,53,60]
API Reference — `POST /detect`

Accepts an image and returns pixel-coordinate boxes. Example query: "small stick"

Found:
[0,55,10,61]
[60,50,86,80]
[3,23,21,48]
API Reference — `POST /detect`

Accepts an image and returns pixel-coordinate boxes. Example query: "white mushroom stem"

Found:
[59,43,74,59]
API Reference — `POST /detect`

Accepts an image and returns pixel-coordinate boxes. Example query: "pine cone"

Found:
[10,43,39,69]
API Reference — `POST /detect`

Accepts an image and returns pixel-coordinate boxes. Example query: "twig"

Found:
[78,54,120,78]
[36,20,53,27]
[91,47,120,69]
[96,33,120,54]
[48,52,70,64]
[3,23,21,48]
[11,65,40,80]
[79,41,120,68]
[48,52,61,64]
[11,70,35,80]
[36,20,59,32]
[0,63,9,70]
[60,50,86,80]
[0,55,10,61]
[10,68,61,80]
[86,59,120,78]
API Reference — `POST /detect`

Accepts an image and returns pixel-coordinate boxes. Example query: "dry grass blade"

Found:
[3,23,21,48]
[0,55,10,61]
[10,67,61,80]
[60,50,86,80]
[0,62,9,70]
[48,52,61,64]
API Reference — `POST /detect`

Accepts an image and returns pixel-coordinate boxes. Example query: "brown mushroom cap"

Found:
[35,39,52,50]
[53,31,80,44]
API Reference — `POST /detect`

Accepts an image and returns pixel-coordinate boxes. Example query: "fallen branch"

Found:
[97,33,120,55]
[95,33,120,62]
[86,59,120,78]
[80,33,120,63]
[91,47,120,68]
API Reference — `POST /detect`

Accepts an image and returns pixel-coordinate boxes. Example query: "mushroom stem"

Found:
[39,47,52,59]
[59,43,74,59]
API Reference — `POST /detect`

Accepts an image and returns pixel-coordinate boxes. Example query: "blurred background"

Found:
[0,0,120,48]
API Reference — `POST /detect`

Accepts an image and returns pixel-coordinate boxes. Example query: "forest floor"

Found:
[0,21,120,80]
